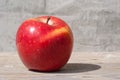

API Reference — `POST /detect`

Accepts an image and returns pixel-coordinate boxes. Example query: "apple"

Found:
[16,16,73,72]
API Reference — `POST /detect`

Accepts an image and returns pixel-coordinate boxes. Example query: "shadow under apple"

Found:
[59,63,101,73]
[30,63,101,73]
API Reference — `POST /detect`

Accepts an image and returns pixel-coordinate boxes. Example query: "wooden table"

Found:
[0,52,120,80]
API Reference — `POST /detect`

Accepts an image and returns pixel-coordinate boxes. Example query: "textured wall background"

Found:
[0,0,120,52]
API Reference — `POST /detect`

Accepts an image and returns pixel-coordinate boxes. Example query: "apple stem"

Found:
[46,17,51,24]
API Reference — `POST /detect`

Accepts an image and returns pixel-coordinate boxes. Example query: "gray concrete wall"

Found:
[0,0,120,52]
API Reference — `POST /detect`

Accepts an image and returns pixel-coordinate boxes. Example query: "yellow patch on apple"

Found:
[42,27,70,42]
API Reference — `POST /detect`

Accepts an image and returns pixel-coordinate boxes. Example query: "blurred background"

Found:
[0,0,120,53]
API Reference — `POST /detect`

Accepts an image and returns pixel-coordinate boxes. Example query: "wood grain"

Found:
[0,52,120,80]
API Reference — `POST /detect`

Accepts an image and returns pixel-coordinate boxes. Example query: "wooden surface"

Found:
[0,52,120,80]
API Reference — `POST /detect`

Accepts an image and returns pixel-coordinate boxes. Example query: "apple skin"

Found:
[16,16,73,72]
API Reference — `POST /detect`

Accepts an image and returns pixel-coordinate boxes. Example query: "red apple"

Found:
[16,16,73,72]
